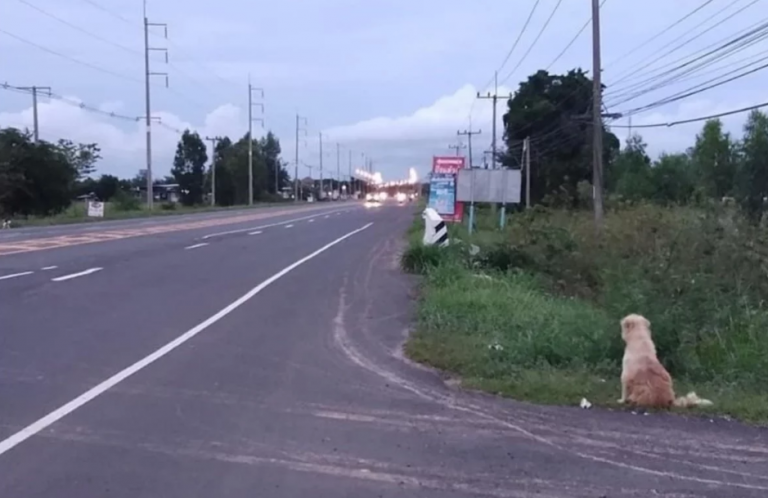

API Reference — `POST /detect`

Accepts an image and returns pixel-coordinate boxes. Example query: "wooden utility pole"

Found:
[591,0,605,229]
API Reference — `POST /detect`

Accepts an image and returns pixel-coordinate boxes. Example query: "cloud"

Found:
[0,95,257,179]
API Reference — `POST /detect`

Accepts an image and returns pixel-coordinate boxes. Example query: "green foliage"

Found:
[56,139,101,180]
[735,110,768,221]
[502,69,620,207]
[171,129,208,206]
[111,189,141,211]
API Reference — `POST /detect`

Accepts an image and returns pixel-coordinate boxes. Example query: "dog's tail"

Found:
[673,391,713,408]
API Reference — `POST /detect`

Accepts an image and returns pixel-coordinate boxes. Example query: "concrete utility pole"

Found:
[248,79,264,205]
[592,0,605,230]
[523,137,531,209]
[143,0,168,210]
[457,128,481,169]
[205,136,219,206]
[318,132,324,198]
[143,3,168,210]
[476,71,513,170]
[449,143,466,156]
[336,143,341,196]
[18,86,51,142]
[348,149,353,197]
[294,114,307,201]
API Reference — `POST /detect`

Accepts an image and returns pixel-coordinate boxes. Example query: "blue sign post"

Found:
[427,173,456,216]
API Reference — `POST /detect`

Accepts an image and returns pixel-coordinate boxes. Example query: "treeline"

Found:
[0,126,290,219]
[171,129,290,207]
[502,69,768,221]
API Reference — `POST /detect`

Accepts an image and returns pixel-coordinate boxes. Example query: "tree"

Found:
[94,174,121,201]
[690,119,737,199]
[171,129,208,205]
[56,139,101,180]
[261,132,289,195]
[651,153,695,205]
[609,134,655,202]
[0,128,78,216]
[502,69,620,207]
[736,110,768,221]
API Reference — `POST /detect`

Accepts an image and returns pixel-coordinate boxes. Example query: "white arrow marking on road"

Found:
[51,268,103,282]
[0,222,374,457]
[184,242,209,250]
[0,271,33,281]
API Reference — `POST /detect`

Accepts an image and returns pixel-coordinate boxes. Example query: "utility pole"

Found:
[336,143,341,197]
[205,136,219,206]
[18,86,51,142]
[143,1,168,210]
[319,132,324,198]
[591,0,605,230]
[523,137,531,209]
[348,149,353,198]
[476,72,512,170]
[449,143,466,156]
[294,114,307,201]
[457,128,481,168]
[248,79,264,205]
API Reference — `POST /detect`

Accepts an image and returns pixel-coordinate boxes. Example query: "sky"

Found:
[1,0,766,183]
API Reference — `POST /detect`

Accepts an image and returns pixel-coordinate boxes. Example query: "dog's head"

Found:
[620,314,651,343]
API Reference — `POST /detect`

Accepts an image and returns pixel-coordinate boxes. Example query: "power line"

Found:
[608,100,768,128]
[545,0,607,71]
[500,0,563,86]
[496,0,541,76]
[80,0,134,25]
[603,0,715,69]
[0,28,141,83]
[607,0,760,87]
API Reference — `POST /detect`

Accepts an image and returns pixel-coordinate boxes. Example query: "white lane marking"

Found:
[41,266,58,271]
[308,219,315,223]
[0,271,33,281]
[285,224,294,229]
[335,212,341,215]
[248,230,263,235]
[51,267,103,282]
[324,215,330,219]
[0,222,373,457]
[184,242,209,250]
[202,209,347,239]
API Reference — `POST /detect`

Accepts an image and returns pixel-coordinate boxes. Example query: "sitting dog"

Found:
[618,314,712,409]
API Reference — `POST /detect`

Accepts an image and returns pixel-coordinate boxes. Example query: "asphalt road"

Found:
[1,202,767,497]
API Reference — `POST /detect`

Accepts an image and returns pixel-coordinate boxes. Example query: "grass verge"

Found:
[402,204,768,425]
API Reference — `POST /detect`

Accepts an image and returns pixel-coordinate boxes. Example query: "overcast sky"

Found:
[1,0,766,182]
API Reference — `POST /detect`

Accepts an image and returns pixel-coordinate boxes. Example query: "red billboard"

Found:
[430,156,466,222]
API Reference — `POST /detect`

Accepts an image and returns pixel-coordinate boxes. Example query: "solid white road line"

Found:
[285,224,294,229]
[0,222,373,457]
[184,242,209,250]
[51,267,103,282]
[41,266,58,271]
[201,209,349,239]
[248,230,263,235]
[0,271,33,281]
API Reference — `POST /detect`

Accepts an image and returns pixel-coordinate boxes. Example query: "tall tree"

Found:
[736,110,768,221]
[651,153,695,205]
[56,139,101,180]
[502,69,620,207]
[609,134,654,202]
[171,130,208,205]
[690,119,737,199]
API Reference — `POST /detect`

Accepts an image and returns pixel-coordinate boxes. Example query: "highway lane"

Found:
[0,202,350,246]
[1,202,767,497]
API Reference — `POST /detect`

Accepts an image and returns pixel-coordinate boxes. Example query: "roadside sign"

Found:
[87,201,105,218]
[429,156,465,222]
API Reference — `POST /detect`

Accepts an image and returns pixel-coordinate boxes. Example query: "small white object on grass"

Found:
[580,398,592,409]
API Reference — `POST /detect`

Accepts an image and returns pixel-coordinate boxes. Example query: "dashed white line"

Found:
[0,271,33,281]
[0,222,374,457]
[324,215,330,219]
[41,266,58,271]
[184,242,209,250]
[201,209,347,239]
[51,267,103,282]
[285,224,294,229]
[248,230,263,235]
[308,219,315,223]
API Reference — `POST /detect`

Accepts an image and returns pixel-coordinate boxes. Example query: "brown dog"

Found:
[618,314,712,409]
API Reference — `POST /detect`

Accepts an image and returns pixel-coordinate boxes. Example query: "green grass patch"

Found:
[402,204,768,425]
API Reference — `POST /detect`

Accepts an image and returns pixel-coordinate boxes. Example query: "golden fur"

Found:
[618,314,712,409]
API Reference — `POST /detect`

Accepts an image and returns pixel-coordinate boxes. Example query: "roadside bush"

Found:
[160,201,177,211]
[112,190,141,212]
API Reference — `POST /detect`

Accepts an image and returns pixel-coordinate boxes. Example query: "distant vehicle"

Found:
[395,192,407,203]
